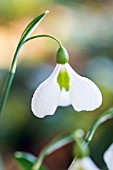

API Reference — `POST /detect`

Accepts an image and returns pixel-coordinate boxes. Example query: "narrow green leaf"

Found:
[0,10,49,115]
[15,152,46,170]
[84,107,113,147]
[32,133,74,170]
[15,152,36,170]
[19,10,49,44]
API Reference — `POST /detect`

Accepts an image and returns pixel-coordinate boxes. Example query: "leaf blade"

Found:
[84,107,113,147]
[19,10,49,43]
[15,152,36,170]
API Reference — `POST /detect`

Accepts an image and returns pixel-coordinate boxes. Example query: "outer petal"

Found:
[65,64,102,111]
[68,157,100,170]
[58,88,71,107]
[31,64,61,118]
[104,143,113,170]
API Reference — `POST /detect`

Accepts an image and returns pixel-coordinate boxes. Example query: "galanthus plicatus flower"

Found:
[31,46,102,118]
[104,143,113,170]
[68,143,113,170]
[68,157,100,170]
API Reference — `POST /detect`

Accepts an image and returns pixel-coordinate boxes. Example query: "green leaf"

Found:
[32,133,74,170]
[84,107,113,147]
[15,152,46,170]
[19,10,49,44]
[0,10,49,116]
[15,152,36,170]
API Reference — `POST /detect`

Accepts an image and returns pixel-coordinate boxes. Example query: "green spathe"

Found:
[56,46,69,64]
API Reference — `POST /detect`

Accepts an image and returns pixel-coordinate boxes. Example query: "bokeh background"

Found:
[0,0,113,169]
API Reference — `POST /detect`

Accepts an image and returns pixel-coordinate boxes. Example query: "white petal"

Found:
[104,143,113,170]
[65,64,102,111]
[58,88,71,107]
[31,64,61,118]
[68,157,100,170]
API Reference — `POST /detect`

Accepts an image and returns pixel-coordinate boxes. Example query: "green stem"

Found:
[68,108,113,169]
[31,108,113,170]
[0,34,62,115]
[0,44,21,114]
[32,133,74,170]
[84,107,113,147]
[24,34,62,47]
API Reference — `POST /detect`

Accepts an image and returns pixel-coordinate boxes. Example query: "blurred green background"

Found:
[0,0,113,169]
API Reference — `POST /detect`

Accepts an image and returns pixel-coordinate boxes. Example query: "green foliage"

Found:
[32,108,113,169]
[74,132,89,158]
[19,11,49,44]
[15,152,46,170]
[0,10,49,115]
[32,133,74,170]
[84,107,113,147]
[15,152,36,170]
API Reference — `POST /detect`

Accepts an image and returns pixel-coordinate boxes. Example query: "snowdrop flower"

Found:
[68,157,100,170]
[104,143,113,170]
[31,46,102,118]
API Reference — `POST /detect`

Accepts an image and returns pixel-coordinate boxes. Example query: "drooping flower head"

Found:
[31,46,102,118]
[68,143,113,170]
[68,157,100,170]
[68,129,100,170]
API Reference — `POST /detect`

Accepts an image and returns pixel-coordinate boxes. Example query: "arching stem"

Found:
[0,44,21,114]
[0,34,62,115]
[24,34,63,47]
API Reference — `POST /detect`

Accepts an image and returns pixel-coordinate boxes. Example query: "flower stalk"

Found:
[0,11,63,115]
[24,34,62,47]
[0,10,48,114]
[32,133,74,170]
[84,107,113,147]
[0,45,21,114]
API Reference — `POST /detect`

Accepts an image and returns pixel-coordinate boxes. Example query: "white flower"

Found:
[104,143,113,170]
[31,63,102,118]
[68,143,113,170]
[68,157,100,170]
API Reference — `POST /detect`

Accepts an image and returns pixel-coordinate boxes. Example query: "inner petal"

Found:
[57,65,70,91]
[59,88,71,106]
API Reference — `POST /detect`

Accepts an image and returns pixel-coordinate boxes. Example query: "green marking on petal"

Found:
[57,69,70,91]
